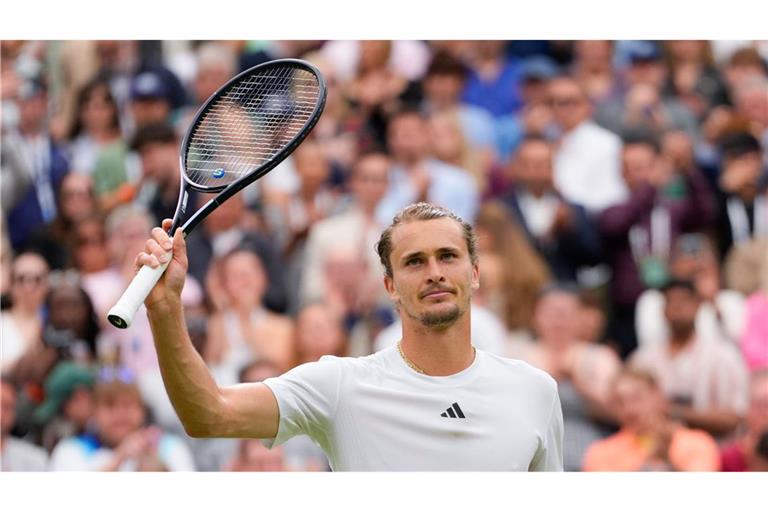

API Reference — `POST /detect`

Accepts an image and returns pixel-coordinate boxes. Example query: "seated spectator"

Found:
[70,214,111,276]
[205,250,294,383]
[461,41,523,118]
[548,74,627,213]
[32,361,95,453]
[736,244,768,372]
[663,40,730,120]
[570,40,620,107]
[293,303,348,365]
[629,279,749,437]
[2,79,70,253]
[721,370,768,471]
[508,285,622,471]
[1,252,49,375]
[715,132,768,259]
[420,50,497,160]
[583,369,720,471]
[66,77,127,180]
[594,41,698,137]
[376,107,480,225]
[49,366,195,471]
[635,234,746,348]
[301,151,393,351]
[82,205,203,375]
[576,289,610,346]
[185,193,288,314]
[131,122,196,227]
[25,173,100,271]
[500,135,602,283]
[472,201,551,341]
[0,378,48,471]
[428,110,493,195]
[599,131,715,358]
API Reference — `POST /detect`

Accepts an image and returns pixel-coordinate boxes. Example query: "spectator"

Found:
[493,56,559,168]
[205,249,294,384]
[0,378,48,471]
[570,40,620,106]
[472,201,551,340]
[576,289,610,345]
[1,252,49,374]
[420,51,497,160]
[629,279,749,437]
[127,69,174,132]
[635,234,746,348]
[595,41,699,137]
[32,361,95,453]
[509,285,622,471]
[24,173,99,270]
[548,74,627,213]
[131,122,195,226]
[500,135,602,282]
[70,214,110,276]
[715,132,768,259]
[462,41,523,118]
[663,41,730,120]
[721,370,768,471]
[49,367,195,471]
[428,109,493,195]
[599,132,716,358]
[731,77,768,160]
[66,77,127,180]
[376,107,479,225]
[82,205,203,375]
[185,192,288,314]
[735,243,768,372]
[2,79,70,252]
[583,369,720,471]
[301,151,393,351]
[293,302,348,365]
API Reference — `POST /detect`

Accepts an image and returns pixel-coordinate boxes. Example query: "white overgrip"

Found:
[107,258,171,329]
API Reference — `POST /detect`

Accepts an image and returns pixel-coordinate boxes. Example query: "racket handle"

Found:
[107,259,171,329]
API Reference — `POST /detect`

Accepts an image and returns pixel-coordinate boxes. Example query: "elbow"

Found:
[182,422,215,439]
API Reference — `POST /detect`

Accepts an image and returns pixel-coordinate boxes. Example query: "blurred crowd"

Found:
[1,40,767,472]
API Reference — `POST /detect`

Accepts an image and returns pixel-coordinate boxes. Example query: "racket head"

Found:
[179,58,327,193]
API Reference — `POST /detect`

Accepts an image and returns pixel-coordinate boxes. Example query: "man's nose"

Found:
[425,257,445,282]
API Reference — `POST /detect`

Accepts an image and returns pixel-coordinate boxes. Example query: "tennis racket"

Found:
[107,58,327,329]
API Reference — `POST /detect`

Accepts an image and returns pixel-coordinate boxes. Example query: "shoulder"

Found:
[427,160,477,186]
[482,351,558,394]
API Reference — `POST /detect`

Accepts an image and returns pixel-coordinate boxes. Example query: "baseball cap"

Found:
[520,56,559,82]
[130,70,170,101]
[626,41,663,64]
[33,362,95,424]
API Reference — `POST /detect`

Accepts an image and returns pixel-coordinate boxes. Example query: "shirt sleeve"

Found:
[260,356,343,452]
[529,387,564,471]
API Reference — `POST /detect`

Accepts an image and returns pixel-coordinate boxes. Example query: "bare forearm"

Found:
[675,406,741,436]
[147,297,226,437]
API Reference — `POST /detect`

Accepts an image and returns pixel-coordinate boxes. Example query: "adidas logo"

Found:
[440,402,466,418]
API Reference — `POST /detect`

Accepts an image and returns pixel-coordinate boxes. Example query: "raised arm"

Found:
[140,219,279,439]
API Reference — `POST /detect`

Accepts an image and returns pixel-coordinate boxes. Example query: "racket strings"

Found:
[185,66,321,188]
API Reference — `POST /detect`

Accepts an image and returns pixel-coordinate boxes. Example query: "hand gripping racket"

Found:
[107,59,326,329]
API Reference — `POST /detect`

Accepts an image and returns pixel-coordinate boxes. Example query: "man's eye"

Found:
[406,258,421,266]
[441,253,457,260]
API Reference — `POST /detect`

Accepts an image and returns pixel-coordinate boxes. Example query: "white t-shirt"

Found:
[262,347,563,471]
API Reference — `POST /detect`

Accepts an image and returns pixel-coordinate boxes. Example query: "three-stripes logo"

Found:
[441,402,466,418]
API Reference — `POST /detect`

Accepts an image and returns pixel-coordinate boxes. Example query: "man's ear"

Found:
[471,262,480,291]
[384,275,400,303]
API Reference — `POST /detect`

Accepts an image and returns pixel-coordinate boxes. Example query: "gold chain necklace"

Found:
[397,342,476,375]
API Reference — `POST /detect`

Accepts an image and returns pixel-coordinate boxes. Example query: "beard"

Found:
[417,303,463,329]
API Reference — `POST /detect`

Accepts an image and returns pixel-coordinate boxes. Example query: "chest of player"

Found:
[329,382,542,470]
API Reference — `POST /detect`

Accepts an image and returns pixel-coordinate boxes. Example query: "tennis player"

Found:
[139,202,563,470]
